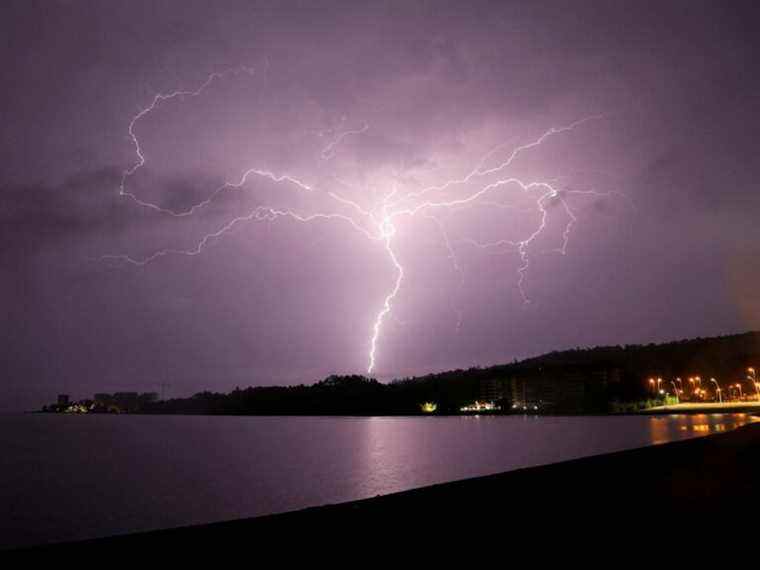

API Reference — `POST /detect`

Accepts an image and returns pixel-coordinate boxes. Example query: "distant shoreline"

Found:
[26,406,760,417]
[34,331,760,417]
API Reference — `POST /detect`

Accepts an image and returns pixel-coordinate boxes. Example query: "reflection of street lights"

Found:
[747,368,760,402]
[710,378,722,403]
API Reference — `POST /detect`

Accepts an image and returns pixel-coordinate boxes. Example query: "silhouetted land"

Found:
[134,331,760,414]
[17,421,760,554]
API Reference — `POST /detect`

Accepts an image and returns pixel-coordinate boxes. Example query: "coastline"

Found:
[15,419,760,553]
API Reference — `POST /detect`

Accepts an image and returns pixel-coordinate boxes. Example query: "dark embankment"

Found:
[15,422,760,554]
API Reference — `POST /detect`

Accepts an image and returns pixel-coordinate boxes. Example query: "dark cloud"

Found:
[1,169,120,257]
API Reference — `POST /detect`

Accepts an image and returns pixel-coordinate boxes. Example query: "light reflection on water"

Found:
[0,412,755,549]
[648,413,756,444]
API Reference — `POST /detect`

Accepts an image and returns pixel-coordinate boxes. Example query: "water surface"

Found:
[0,413,752,549]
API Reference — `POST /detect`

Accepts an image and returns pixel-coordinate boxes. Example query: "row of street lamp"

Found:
[647,368,760,403]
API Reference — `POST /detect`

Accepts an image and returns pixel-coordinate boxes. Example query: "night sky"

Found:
[3,0,759,411]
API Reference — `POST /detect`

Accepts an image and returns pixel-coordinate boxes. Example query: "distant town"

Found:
[40,331,760,416]
[42,392,160,414]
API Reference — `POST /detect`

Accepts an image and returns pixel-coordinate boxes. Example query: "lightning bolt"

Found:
[105,69,623,375]
[320,121,370,161]
[422,210,465,332]
[367,200,404,374]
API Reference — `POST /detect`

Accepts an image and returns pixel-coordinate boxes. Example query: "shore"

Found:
[14,419,760,553]
[640,401,760,413]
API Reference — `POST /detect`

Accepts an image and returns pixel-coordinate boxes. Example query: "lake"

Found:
[0,413,754,549]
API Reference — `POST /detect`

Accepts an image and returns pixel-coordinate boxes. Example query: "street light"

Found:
[736,383,744,400]
[747,368,760,402]
[710,378,722,403]
[670,381,680,404]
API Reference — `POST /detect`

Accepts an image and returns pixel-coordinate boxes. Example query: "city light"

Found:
[710,378,722,403]
[644,370,760,411]
[460,401,501,413]
[747,368,760,402]
[670,381,680,404]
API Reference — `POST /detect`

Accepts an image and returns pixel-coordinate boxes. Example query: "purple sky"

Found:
[2,0,760,411]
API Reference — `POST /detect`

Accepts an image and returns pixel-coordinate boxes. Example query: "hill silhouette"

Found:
[144,331,760,415]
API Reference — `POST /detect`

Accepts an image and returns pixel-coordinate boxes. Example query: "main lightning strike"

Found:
[367,205,404,374]
[107,69,619,375]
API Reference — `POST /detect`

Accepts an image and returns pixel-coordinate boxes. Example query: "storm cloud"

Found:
[2,0,759,411]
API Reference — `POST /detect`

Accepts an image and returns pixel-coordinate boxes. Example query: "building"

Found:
[478,377,508,402]
[94,393,113,406]
[137,392,159,409]
[92,391,159,412]
[509,366,620,413]
[113,392,139,412]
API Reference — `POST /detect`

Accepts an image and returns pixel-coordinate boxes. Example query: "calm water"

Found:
[0,413,754,549]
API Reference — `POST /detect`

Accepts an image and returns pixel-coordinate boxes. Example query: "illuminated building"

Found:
[460,401,501,413]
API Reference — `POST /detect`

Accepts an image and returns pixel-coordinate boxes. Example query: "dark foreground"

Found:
[14,421,760,555]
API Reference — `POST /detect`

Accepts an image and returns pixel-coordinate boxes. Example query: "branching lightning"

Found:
[320,121,370,161]
[105,69,622,375]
